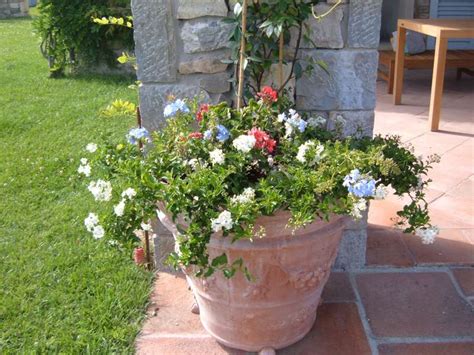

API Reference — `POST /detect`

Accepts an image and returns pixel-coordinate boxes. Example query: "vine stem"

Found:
[236,0,248,110]
[312,0,341,20]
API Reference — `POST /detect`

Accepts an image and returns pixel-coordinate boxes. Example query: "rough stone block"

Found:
[296,49,378,111]
[302,3,346,49]
[200,72,231,94]
[181,19,233,54]
[179,51,230,74]
[334,228,368,270]
[132,0,176,83]
[176,0,228,19]
[348,0,383,48]
[328,110,375,138]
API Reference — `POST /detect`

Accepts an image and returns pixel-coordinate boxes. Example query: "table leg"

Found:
[393,26,406,105]
[428,37,448,132]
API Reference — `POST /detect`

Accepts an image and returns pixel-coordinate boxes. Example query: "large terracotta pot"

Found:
[157,207,347,352]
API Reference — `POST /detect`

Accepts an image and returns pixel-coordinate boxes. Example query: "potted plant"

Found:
[79,88,439,351]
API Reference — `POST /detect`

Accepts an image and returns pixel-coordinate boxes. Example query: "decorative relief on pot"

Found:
[289,267,327,292]
[243,284,269,300]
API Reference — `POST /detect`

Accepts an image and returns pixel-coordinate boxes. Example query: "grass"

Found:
[0,17,153,353]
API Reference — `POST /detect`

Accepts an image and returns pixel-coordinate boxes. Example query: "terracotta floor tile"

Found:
[452,268,474,297]
[356,272,474,337]
[366,228,414,267]
[279,303,371,355]
[140,272,207,336]
[401,229,474,266]
[321,272,355,302]
[378,342,474,355]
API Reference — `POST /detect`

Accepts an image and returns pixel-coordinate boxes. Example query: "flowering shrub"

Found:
[79,87,439,278]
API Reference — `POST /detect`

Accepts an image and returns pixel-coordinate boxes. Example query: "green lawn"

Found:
[0,18,153,353]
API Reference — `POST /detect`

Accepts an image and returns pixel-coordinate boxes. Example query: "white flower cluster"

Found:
[307,116,327,128]
[114,188,137,217]
[209,148,225,165]
[415,226,439,244]
[78,158,91,177]
[84,212,105,239]
[296,141,324,166]
[350,198,367,220]
[231,187,255,205]
[88,179,112,202]
[86,143,98,153]
[211,210,233,233]
[233,135,256,153]
[374,184,389,200]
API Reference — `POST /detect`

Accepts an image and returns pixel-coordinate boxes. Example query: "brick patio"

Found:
[136,71,474,354]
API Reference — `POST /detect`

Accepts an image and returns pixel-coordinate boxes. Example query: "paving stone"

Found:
[176,0,228,19]
[334,228,367,270]
[452,268,474,297]
[356,272,474,337]
[279,303,371,355]
[366,228,414,267]
[181,19,233,54]
[321,272,355,302]
[378,342,474,355]
[347,0,383,48]
[401,229,474,266]
[132,0,176,83]
[296,49,378,111]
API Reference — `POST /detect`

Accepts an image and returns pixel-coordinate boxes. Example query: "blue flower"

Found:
[216,125,230,142]
[163,99,190,118]
[297,119,308,133]
[127,127,150,145]
[343,169,376,198]
[204,129,213,140]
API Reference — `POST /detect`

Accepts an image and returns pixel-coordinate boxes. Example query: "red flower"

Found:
[249,128,277,153]
[257,86,278,104]
[188,132,203,139]
[133,247,145,265]
[196,104,210,122]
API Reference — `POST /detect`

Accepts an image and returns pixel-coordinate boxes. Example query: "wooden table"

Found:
[393,19,474,131]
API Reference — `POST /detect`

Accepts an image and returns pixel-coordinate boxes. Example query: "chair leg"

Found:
[388,61,395,94]
[456,68,462,80]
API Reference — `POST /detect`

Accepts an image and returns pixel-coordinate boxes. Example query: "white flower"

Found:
[308,116,327,128]
[296,141,324,166]
[350,198,367,220]
[231,187,255,205]
[284,122,293,139]
[121,188,137,199]
[211,210,233,232]
[232,135,256,153]
[187,158,199,170]
[209,148,225,165]
[141,222,152,231]
[80,158,88,165]
[234,2,242,15]
[84,213,99,232]
[114,199,126,217]
[374,184,389,200]
[268,156,274,166]
[86,143,98,153]
[77,163,91,177]
[277,113,287,123]
[92,225,105,239]
[88,179,113,202]
[415,226,439,244]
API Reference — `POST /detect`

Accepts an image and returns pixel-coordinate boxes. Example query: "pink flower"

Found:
[196,104,210,122]
[133,247,145,265]
[249,128,277,153]
[257,86,278,104]
[188,132,203,139]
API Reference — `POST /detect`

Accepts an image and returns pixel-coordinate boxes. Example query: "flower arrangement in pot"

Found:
[77,0,440,352]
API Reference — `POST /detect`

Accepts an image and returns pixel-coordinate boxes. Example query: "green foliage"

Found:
[84,88,438,280]
[0,19,151,352]
[225,0,323,99]
[33,0,133,75]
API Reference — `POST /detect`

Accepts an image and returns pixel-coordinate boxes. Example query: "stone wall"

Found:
[0,0,28,18]
[132,0,383,271]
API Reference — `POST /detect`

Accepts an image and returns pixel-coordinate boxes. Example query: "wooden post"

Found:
[428,36,448,132]
[279,32,284,88]
[393,23,407,105]
[236,0,248,110]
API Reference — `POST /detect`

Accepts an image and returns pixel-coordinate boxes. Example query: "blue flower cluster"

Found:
[127,127,150,145]
[163,99,190,118]
[280,109,308,133]
[343,169,376,198]
[203,125,230,142]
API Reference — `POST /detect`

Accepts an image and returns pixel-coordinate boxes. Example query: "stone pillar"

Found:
[132,0,383,271]
[0,0,29,18]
